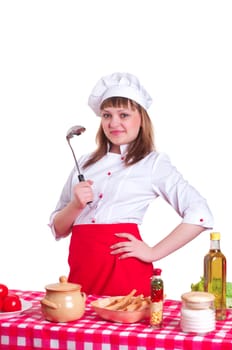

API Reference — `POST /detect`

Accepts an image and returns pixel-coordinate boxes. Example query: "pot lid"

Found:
[181,291,215,303]
[45,276,81,292]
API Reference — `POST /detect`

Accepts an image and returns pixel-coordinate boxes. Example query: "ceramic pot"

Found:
[40,276,86,322]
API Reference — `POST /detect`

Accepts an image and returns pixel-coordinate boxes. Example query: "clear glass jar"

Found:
[180,291,215,333]
[150,268,164,328]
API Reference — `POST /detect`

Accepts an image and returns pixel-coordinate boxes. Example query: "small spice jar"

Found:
[150,268,164,328]
[180,291,215,333]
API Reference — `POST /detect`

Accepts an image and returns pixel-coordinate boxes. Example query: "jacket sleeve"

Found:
[151,153,214,229]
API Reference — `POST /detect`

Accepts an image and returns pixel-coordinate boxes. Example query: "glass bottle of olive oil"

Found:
[204,232,227,320]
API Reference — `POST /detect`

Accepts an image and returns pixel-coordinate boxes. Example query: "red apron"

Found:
[68,223,153,296]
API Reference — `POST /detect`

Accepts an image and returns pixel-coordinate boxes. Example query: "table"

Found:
[0,290,232,350]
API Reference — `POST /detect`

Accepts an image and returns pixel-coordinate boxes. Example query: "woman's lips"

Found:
[110,130,124,136]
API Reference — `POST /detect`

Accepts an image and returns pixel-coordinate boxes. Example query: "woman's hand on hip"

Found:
[110,233,154,263]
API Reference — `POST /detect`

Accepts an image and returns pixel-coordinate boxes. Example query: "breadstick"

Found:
[114,289,137,310]
[104,297,123,308]
[124,301,142,311]
[121,294,141,310]
[131,295,144,304]
[105,289,137,310]
[137,299,150,311]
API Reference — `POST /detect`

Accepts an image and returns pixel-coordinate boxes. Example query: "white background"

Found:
[0,0,231,300]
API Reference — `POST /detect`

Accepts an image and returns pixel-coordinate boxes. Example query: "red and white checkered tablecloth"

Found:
[0,290,232,350]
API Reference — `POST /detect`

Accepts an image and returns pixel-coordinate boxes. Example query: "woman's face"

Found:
[100,104,141,151]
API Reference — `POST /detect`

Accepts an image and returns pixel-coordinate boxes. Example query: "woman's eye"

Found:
[120,113,129,118]
[102,113,111,119]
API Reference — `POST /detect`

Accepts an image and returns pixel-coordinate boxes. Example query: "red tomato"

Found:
[0,284,8,299]
[2,294,22,312]
[0,298,3,311]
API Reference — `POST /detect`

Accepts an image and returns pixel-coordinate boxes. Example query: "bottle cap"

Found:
[153,268,162,276]
[210,232,220,240]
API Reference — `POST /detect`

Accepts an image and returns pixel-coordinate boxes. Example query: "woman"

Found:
[49,72,213,296]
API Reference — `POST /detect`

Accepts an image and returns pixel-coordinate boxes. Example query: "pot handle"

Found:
[40,298,58,309]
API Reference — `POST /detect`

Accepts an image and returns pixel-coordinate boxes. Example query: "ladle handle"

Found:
[78,174,85,182]
[78,174,92,205]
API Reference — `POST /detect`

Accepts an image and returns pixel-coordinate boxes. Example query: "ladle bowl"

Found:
[66,125,86,182]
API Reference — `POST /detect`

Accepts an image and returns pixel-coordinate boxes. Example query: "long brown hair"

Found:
[83,97,155,168]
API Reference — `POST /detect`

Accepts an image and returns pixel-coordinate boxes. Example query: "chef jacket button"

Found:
[121,156,125,160]
[91,219,96,223]
[99,193,103,199]
[200,218,204,222]
[107,171,111,176]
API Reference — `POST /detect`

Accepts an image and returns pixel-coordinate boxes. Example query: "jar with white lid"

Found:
[180,291,215,333]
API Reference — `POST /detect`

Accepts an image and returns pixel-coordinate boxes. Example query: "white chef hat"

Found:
[88,72,153,116]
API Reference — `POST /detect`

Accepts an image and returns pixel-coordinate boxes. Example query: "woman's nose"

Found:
[109,116,120,127]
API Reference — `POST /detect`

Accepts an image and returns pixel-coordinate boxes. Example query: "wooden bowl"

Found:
[91,296,150,323]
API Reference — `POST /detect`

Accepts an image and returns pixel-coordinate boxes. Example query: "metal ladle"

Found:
[66,125,92,204]
[66,125,86,182]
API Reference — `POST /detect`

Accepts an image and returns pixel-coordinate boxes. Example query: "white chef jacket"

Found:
[49,145,214,239]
